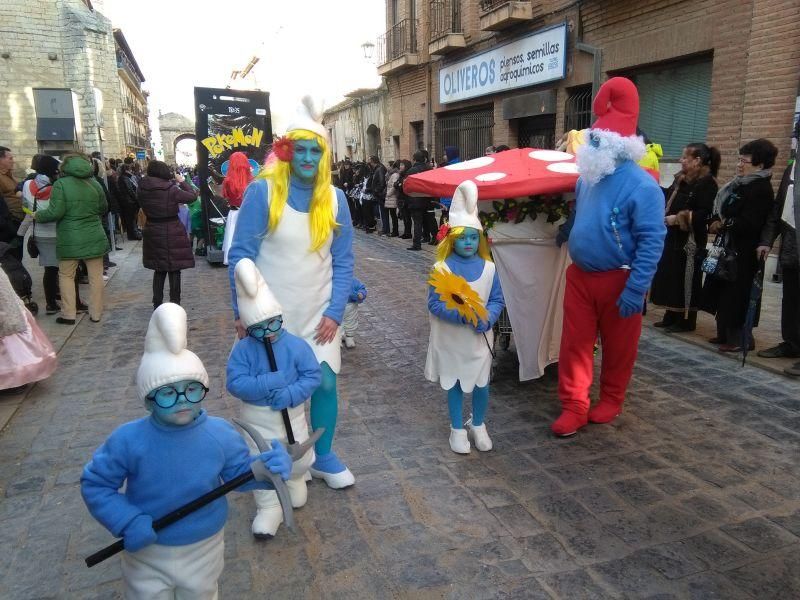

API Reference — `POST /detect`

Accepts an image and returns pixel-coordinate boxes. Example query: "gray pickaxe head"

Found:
[233,419,297,534]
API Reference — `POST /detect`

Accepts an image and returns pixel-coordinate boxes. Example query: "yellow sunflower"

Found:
[428,268,489,327]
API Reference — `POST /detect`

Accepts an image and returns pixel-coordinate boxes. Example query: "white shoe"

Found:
[466,419,493,452]
[252,505,283,539]
[287,478,308,508]
[449,428,471,454]
[345,336,355,348]
[309,466,355,489]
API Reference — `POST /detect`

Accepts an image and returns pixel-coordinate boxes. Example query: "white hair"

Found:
[576,129,646,185]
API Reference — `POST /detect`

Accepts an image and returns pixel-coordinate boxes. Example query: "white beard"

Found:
[576,129,646,185]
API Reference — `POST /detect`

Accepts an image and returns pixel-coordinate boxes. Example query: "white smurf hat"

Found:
[136,303,209,403]
[285,96,327,139]
[447,180,483,231]
[234,258,282,328]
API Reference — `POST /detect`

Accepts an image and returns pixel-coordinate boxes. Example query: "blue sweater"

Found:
[568,161,666,293]
[227,331,321,407]
[81,411,269,547]
[428,254,505,326]
[349,276,367,304]
[228,178,354,323]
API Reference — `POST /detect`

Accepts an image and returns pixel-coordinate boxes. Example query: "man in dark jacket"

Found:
[363,156,385,234]
[403,151,436,251]
[757,163,800,370]
[117,163,141,240]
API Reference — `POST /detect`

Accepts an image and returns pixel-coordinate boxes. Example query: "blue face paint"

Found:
[147,379,204,427]
[247,316,284,341]
[291,139,323,183]
[454,228,480,258]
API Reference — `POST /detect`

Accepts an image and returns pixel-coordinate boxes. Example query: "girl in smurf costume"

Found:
[425,180,505,454]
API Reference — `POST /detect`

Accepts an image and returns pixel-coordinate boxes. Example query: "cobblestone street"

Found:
[1,231,800,599]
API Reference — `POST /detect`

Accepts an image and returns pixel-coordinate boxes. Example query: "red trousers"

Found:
[558,264,642,415]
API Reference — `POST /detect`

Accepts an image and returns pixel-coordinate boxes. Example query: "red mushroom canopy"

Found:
[403,148,579,200]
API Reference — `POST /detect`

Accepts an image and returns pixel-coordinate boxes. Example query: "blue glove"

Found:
[122,514,157,552]
[474,319,492,333]
[269,388,292,411]
[260,371,287,391]
[616,286,645,318]
[258,440,292,481]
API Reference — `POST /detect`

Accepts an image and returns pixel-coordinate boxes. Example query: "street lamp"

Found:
[361,41,375,60]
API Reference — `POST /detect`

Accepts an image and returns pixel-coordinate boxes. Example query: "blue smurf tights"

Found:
[447,382,489,429]
[310,362,337,454]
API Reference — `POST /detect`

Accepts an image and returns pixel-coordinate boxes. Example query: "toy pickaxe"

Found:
[85,428,299,568]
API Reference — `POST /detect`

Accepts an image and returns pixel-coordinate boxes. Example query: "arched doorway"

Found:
[173,133,197,167]
[366,124,381,160]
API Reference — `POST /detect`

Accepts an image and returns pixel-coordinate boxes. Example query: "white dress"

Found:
[425,260,495,393]
[254,182,342,373]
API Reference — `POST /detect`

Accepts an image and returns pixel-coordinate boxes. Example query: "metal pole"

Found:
[575,42,603,111]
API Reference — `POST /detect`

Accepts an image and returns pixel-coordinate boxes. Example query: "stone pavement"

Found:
[1,232,799,599]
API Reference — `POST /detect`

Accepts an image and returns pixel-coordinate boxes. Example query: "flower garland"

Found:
[478,195,570,231]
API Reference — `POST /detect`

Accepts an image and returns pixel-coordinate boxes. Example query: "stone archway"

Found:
[159,112,195,166]
[366,124,381,160]
[173,133,197,166]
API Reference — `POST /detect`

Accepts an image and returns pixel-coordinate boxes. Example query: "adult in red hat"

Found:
[552,77,666,437]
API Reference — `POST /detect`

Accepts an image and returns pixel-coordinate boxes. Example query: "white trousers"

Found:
[239,403,313,510]
[121,529,224,600]
[342,303,359,337]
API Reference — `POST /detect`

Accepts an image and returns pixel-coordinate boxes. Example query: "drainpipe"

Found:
[575,42,603,104]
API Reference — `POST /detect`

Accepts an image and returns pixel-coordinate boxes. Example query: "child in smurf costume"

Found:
[425,180,505,454]
[81,303,291,600]
[342,276,367,348]
[227,258,321,539]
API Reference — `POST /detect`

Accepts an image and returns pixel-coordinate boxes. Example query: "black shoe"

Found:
[45,303,59,315]
[77,303,88,313]
[653,320,671,328]
[389,232,399,238]
[400,234,412,239]
[115,246,124,251]
[106,261,117,268]
[757,342,800,359]
[407,246,421,251]
[56,317,76,325]
[665,323,696,333]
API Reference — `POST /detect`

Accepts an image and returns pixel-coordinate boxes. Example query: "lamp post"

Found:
[361,41,375,60]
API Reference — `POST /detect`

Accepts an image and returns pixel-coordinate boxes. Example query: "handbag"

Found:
[26,184,49,259]
[701,229,738,282]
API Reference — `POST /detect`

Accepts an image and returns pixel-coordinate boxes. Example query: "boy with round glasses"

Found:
[81,303,292,599]
[227,258,322,538]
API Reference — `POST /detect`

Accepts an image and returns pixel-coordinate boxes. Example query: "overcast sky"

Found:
[100,0,383,145]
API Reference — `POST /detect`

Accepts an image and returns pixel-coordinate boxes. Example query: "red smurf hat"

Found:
[592,77,639,137]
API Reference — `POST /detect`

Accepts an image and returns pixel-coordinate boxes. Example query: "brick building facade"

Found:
[378,0,800,183]
[0,0,149,176]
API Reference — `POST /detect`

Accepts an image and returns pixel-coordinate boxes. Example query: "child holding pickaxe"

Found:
[80,303,293,599]
[227,258,322,539]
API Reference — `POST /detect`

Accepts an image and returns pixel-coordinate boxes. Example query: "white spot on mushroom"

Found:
[475,172,507,182]
[529,150,574,162]
[547,162,579,174]
[444,156,495,170]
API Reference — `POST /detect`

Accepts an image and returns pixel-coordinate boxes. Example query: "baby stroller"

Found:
[0,241,38,315]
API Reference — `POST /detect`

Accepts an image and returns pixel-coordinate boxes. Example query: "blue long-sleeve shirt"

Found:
[81,411,270,547]
[228,178,354,323]
[227,331,321,407]
[568,161,666,294]
[427,254,504,326]
[349,276,367,304]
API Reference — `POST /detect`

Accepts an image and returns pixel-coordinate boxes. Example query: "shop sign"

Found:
[439,23,567,104]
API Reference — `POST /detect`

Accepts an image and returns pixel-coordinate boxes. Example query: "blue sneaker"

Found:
[310,451,355,489]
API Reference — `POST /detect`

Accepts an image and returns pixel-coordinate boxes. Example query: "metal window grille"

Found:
[564,85,593,132]
[479,0,513,12]
[431,0,462,40]
[435,107,494,162]
[377,19,418,64]
[517,115,555,149]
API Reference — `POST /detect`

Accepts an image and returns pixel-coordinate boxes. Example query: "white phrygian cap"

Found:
[285,96,327,139]
[447,180,483,231]
[234,258,283,328]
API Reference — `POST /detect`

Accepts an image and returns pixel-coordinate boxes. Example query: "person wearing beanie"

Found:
[552,77,666,437]
[81,303,292,599]
[425,181,504,454]
[342,276,367,348]
[228,96,356,490]
[227,259,321,538]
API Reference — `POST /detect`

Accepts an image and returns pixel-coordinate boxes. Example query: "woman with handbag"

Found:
[651,143,720,332]
[700,139,777,352]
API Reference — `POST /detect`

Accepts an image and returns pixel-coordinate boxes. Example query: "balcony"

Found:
[377,19,420,76]
[429,0,466,56]
[479,0,539,31]
[116,51,143,90]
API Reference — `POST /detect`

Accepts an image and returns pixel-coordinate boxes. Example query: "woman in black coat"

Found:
[651,143,721,332]
[701,139,777,352]
[137,160,197,309]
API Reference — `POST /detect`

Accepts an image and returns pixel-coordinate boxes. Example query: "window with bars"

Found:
[564,85,593,133]
[518,115,555,149]
[435,107,494,162]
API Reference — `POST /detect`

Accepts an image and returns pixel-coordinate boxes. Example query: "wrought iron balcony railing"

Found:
[431,0,462,40]
[377,19,418,65]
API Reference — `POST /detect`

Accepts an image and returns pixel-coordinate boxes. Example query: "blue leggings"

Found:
[310,362,337,455]
[447,382,489,429]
